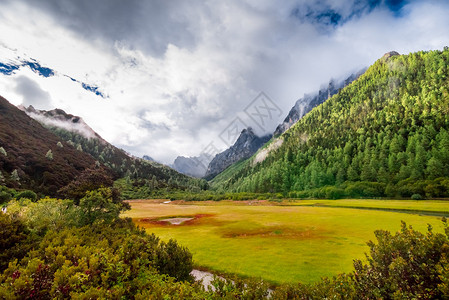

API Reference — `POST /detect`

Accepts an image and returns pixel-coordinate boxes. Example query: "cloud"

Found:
[14,75,53,109]
[0,0,448,164]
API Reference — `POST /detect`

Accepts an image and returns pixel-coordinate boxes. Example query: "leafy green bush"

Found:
[411,193,423,200]
[344,182,385,198]
[323,186,345,199]
[0,214,34,272]
[16,190,37,201]
[0,191,11,204]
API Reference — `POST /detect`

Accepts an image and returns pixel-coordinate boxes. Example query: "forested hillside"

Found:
[0,97,98,196]
[0,98,207,199]
[212,49,449,199]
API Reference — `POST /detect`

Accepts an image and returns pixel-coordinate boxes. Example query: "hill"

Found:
[0,96,98,195]
[20,105,207,196]
[204,128,272,180]
[211,49,449,199]
[274,69,365,136]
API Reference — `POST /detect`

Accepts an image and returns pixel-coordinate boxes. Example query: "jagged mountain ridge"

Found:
[203,70,365,181]
[204,128,272,180]
[211,50,449,197]
[173,153,213,178]
[274,69,366,136]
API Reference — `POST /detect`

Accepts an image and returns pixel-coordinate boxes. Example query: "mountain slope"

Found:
[173,153,213,178]
[204,70,364,181]
[0,96,97,195]
[212,49,449,198]
[21,106,205,193]
[274,69,365,136]
[204,128,272,180]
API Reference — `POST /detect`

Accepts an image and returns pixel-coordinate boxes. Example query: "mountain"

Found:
[204,128,272,180]
[211,49,449,198]
[0,96,98,195]
[204,70,365,181]
[20,106,205,191]
[142,155,155,162]
[173,153,213,178]
[20,105,106,142]
[274,69,365,136]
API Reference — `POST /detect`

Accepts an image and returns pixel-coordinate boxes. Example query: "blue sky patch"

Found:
[0,58,105,98]
[0,62,20,75]
[25,61,54,77]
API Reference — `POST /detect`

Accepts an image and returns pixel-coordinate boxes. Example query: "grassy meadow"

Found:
[124,199,448,284]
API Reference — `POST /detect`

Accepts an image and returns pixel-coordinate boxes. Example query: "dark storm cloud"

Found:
[8,0,198,56]
[14,76,52,109]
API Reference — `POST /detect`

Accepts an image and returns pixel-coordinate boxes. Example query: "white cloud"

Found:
[0,0,449,164]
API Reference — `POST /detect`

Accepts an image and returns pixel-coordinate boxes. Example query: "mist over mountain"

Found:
[0,96,98,195]
[211,50,449,199]
[274,69,366,136]
[172,153,214,178]
[20,105,106,142]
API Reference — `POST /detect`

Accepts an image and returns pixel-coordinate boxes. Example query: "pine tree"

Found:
[426,157,443,180]
[11,169,20,182]
[46,149,53,160]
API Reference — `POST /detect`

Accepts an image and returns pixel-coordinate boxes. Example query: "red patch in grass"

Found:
[137,214,217,227]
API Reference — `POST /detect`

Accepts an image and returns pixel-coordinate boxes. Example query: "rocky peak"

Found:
[204,128,272,180]
[19,105,106,143]
[274,68,366,137]
[382,51,400,60]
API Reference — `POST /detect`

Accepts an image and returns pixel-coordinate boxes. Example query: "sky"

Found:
[0,0,449,164]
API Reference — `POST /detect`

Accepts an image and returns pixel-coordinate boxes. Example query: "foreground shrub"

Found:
[0,224,200,299]
[0,214,34,272]
[15,190,37,202]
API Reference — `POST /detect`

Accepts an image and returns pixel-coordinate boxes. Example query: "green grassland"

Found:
[285,199,449,215]
[124,199,447,284]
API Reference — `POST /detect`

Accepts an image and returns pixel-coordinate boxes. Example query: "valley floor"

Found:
[123,199,448,284]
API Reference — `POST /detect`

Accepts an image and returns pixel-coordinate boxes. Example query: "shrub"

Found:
[16,190,37,202]
[0,191,12,204]
[351,221,449,299]
[0,214,32,271]
[323,186,345,199]
[78,188,129,226]
[344,181,385,198]
[154,239,194,282]
[58,167,114,202]
[411,193,423,200]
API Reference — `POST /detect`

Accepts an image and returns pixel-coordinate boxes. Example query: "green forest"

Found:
[212,49,449,199]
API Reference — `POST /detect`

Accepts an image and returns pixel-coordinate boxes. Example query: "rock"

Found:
[383,51,400,59]
[173,153,213,178]
[204,128,272,180]
[274,69,366,136]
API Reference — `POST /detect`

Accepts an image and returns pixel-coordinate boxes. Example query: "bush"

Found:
[351,221,449,299]
[323,186,345,199]
[411,193,423,200]
[344,181,385,198]
[0,214,32,271]
[154,239,194,281]
[16,190,37,202]
[0,191,12,204]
